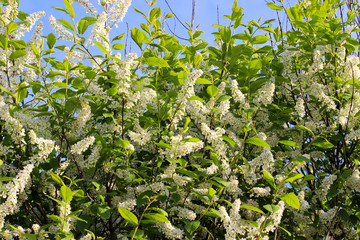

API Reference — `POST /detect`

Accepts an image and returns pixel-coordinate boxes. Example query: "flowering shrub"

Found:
[0,0,359,239]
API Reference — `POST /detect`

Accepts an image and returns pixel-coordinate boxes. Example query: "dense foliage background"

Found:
[0,0,359,239]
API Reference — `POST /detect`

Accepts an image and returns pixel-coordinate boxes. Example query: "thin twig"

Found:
[164,0,190,30]
[191,0,196,29]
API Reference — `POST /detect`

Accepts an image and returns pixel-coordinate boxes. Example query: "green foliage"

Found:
[0,0,359,239]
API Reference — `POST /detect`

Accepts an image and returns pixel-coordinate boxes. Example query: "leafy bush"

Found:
[0,0,359,239]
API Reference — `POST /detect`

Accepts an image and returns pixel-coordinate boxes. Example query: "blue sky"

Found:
[19,0,289,45]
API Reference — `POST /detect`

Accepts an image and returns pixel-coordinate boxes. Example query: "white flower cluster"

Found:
[59,202,72,233]
[345,169,360,192]
[231,80,245,103]
[308,83,336,110]
[71,98,92,138]
[107,0,132,27]
[161,163,191,187]
[74,0,98,15]
[226,177,242,197]
[177,69,203,105]
[29,130,55,162]
[71,136,95,155]
[156,221,184,240]
[64,46,85,62]
[80,145,101,169]
[128,119,152,146]
[0,97,25,144]
[170,207,196,221]
[49,15,75,41]
[79,233,93,240]
[85,79,111,102]
[216,99,230,118]
[160,135,204,159]
[315,174,337,202]
[250,187,271,197]
[87,11,109,50]
[265,201,286,233]
[15,11,45,39]
[254,81,275,106]
[201,124,226,154]
[219,198,263,239]
[206,163,219,175]
[295,98,306,117]
[2,0,18,25]
[0,164,34,230]
[113,53,138,95]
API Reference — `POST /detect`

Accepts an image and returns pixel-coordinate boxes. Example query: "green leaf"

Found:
[181,138,200,143]
[204,208,222,218]
[263,170,276,189]
[279,192,300,209]
[112,33,126,42]
[177,169,198,179]
[107,87,118,96]
[221,136,237,148]
[298,125,314,136]
[116,139,130,148]
[142,57,170,68]
[53,6,68,14]
[188,96,205,103]
[60,185,73,203]
[312,139,334,149]
[0,177,14,182]
[47,33,57,49]
[217,95,232,102]
[131,27,148,50]
[278,226,292,236]
[185,220,200,234]
[9,50,28,60]
[249,59,262,73]
[16,83,28,103]
[242,219,259,228]
[77,19,89,35]
[207,85,218,97]
[303,174,315,181]
[0,85,14,97]
[266,2,283,10]
[183,117,191,133]
[94,41,107,54]
[213,177,229,187]
[23,234,37,240]
[130,230,145,239]
[143,213,168,222]
[97,205,112,219]
[246,137,271,149]
[285,173,304,183]
[196,78,212,84]
[165,13,174,18]
[31,44,40,59]
[47,214,62,223]
[63,0,75,18]
[7,22,18,34]
[57,19,74,31]
[112,43,125,50]
[251,35,268,44]
[118,207,139,226]
[136,190,153,207]
[0,34,8,50]
[263,204,279,213]
[278,140,300,148]
[240,205,265,214]
[9,40,27,49]
[207,187,217,200]
[155,141,173,150]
